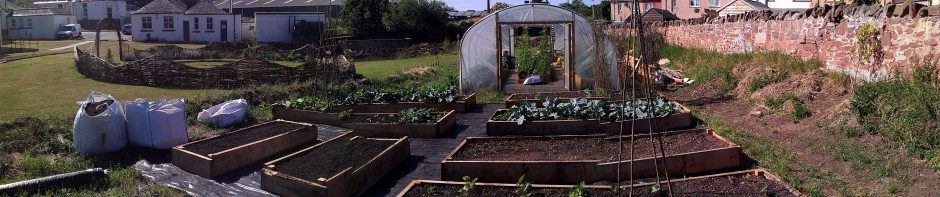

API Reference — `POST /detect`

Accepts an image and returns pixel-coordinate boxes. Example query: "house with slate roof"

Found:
[5,8,76,39]
[131,0,240,42]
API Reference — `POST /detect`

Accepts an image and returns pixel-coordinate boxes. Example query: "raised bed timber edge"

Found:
[398,169,801,197]
[172,120,318,178]
[504,91,617,108]
[261,133,410,197]
[337,93,477,113]
[441,128,741,184]
[272,106,457,138]
[486,101,692,136]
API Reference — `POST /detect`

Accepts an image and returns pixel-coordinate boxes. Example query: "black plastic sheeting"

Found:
[134,124,347,197]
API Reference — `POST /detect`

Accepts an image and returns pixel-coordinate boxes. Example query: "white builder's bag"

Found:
[197,99,247,127]
[126,98,189,149]
[73,93,127,155]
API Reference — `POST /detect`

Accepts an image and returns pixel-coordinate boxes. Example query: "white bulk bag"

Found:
[126,98,189,149]
[197,99,247,127]
[73,92,127,155]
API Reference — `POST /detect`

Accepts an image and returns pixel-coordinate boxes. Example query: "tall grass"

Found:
[851,57,940,170]
[658,45,823,90]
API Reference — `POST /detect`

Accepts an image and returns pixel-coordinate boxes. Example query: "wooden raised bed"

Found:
[261,133,410,197]
[337,93,476,113]
[346,110,457,138]
[272,107,457,138]
[398,169,800,197]
[441,128,741,184]
[504,91,626,108]
[487,102,692,136]
[172,120,318,178]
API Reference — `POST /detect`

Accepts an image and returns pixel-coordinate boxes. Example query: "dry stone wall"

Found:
[629,4,940,80]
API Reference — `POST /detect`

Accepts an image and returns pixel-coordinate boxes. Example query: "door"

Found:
[220,20,228,42]
[183,21,190,41]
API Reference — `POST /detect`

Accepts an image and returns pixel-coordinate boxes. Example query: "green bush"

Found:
[383,0,449,33]
[340,0,388,37]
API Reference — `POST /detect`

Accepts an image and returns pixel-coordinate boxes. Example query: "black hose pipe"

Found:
[0,168,108,196]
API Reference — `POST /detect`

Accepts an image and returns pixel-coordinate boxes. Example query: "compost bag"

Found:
[197,99,247,127]
[73,92,127,155]
[126,98,188,149]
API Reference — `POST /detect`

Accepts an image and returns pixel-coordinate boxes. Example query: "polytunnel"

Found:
[459,2,620,93]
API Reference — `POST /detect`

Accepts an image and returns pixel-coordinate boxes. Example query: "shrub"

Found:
[340,0,388,37]
[383,0,449,34]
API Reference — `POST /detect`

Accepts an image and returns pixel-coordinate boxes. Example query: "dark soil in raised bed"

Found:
[454,132,727,162]
[184,121,307,156]
[403,173,795,197]
[84,100,114,116]
[273,135,395,181]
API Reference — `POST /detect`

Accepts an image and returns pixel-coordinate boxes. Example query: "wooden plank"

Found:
[271,106,344,127]
[441,129,742,184]
[261,136,410,197]
[398,169,802,196]
[172,120,318,178]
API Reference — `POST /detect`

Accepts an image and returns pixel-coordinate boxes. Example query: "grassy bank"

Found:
[659,45,823,91]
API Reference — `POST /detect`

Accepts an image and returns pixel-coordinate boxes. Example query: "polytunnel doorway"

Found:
[497,21,574,94]
[458,2,620,94]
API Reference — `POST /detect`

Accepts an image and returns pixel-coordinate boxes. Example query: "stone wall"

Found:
[74,48,358,89]
[623,4,940,80]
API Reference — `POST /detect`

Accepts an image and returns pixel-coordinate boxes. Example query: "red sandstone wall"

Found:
[628,4,940,79]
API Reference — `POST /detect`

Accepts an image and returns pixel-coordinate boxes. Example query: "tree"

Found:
[558,0,593,19]
[340,0,388,37]
[383,0,449,34]
[491,2,511,11]
[595,0,611,21]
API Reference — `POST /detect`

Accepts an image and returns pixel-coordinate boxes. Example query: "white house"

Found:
[34,0,128,21]
[131,0,239,42]
[5,8,76,39]
[253,12,323,42]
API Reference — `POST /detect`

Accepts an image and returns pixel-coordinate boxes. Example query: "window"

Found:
[617,4,621,12]
[26,18,32,28]
[142,17,153,29]
[645,3,653,11]
[710,0,720,7]
[672,0,677,7]
[194,18,200,30]
[11,19,15,28]
[163,16,174,29]
[691,0,701,7]
[82,3,88,17]
[107,7,112,18]
[206,17,213,30]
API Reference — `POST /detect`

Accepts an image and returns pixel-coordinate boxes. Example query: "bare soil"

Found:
[454,132,729,162]
[404,173,795,197]
[83,100,114,116]
[273,135,395,182]
[184,121,306,156]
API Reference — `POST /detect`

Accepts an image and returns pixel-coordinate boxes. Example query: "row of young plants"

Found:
[494,97,682,125]
[273,84,460,111]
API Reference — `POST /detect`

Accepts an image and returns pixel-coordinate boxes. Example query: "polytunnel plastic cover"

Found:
[459,3,620,93]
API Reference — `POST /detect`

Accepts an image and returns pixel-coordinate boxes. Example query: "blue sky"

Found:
[441,0,602,11]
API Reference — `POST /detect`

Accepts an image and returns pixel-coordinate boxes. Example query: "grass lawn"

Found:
[355,54,459,80]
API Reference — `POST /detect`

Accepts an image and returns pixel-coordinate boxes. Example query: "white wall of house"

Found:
[35,0,128,20]
[6,15,75,39]
[766,0,811,9]
[254,13,323,42]
[240,22,255,42]
[132,14,240,42]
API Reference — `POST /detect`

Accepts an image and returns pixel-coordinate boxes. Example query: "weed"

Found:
[426,185,438,195]
[789,101,812,122]
[856,23,881,65]
[458,176,477,197]
[827,72,854,88]
[568,181,586,197]
[764,93,798,110]
[885,184,899,194]
[609,183,621,193]
[650,181,661,193]
[515,175,533,197]
[931,155,940,172]
[338,110,352,121]
[748,72,787,93]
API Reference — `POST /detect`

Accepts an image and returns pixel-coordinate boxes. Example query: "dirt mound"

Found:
[663,78,729,106]
[750,69,849,103]
[731,63,783,97]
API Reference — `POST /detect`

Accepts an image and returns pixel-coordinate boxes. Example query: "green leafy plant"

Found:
[494,97,682,125]
[568,181,586,197]
[426,185,438,195]
[856,23,880,65]
[609,183,622,193]
[397,108,442,124]
[515,175,533,197]
[790,101,812,122]
[517,27,534,74]
[650,181,661,193]
[338,110,352,121]
[458,176,477,197]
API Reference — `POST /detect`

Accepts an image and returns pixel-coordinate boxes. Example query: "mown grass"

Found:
[355,53,459,80]
[850,58,940,171]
